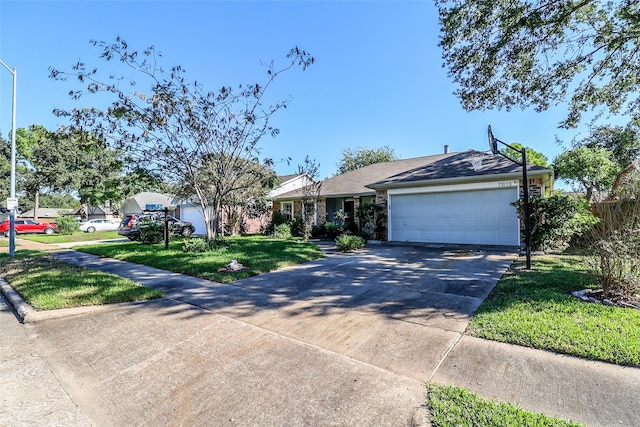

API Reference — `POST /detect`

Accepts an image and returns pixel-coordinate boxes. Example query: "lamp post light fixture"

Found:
[0,59,17,257]
[488,125,532,270]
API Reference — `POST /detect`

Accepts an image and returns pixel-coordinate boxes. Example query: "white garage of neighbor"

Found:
[388,182,520,246]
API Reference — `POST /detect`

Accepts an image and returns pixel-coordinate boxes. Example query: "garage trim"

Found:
[387,182,521,246]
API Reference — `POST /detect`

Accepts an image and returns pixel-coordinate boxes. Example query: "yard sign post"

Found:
[488,125,532,269]
[1,59,17,257]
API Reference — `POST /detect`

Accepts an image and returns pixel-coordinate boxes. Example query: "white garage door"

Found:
[389,188,519,246]
[180,205,207,235]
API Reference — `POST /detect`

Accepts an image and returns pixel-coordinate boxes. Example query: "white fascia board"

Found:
[387,179,519,196]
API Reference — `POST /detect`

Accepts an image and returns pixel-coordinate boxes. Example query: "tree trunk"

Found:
[202,204,220,241]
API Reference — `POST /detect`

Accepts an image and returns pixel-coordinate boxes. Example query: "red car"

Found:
[0,219,58,237]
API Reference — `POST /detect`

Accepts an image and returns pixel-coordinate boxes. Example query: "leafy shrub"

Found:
[182,237,228,253]
[324,221,342,238]
[55,216,80,235]
[335,234,365,252]
[264,212,305,238]
[271,223,292,239]
[137,220,165,245]
[356,203,387,240]
[289,216,304,237]
[511,194,598,252]
[264,212,288,236]
[311,224,324,238]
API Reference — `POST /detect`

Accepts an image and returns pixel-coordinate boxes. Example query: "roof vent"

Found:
[444,144,450,154]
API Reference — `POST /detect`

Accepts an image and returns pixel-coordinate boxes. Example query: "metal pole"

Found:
[0,60,17,257]
[521,148,531,270]
[164,207,169,249]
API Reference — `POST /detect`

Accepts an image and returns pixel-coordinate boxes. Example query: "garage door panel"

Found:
[390,188,519,246]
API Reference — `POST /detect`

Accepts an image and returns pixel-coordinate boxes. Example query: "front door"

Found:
[344,200,355,230]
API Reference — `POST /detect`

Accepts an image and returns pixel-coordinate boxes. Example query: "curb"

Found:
[0,277,33,323]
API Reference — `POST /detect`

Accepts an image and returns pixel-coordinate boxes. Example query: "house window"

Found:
[281,202,293,220]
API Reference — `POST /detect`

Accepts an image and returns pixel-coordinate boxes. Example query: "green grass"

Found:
[76,235,324,283]
[469,255,640,367]
[0,251,163,310]
[427,384,584,427]
[19,230,122,244]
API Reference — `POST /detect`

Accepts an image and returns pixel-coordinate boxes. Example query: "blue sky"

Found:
[0,1,630,182]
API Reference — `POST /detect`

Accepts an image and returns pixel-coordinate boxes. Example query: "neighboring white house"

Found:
[179,174,315,236]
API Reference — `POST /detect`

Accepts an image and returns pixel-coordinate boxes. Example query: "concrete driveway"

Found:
[205,244,518,381]
[4,243,517,426]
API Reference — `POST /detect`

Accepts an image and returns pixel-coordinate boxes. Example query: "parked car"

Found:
[118,214,195,239]
[0,219,58,237]
[79,218,120,233]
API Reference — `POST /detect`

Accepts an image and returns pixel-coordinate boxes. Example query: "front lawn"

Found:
[427,384,583,427]
[0,251,163,310]
[76,235,324,283]
[19,230,121,244]
[469,255,640,367]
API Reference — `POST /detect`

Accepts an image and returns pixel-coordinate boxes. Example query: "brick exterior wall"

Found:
[317,198,327,225]
[521,177,544,197]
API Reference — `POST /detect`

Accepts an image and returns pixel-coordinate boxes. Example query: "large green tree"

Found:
[437,0,640,128]
[336,146,399,175]
[554,124,640,200]
[16,125,78,219]
[16,126,127,219]
[580,124,640,169]
[50,37,314,239]
[554,146,619,202]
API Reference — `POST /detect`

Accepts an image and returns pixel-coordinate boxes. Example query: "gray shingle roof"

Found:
[273,150,554,200]
[368,150,553,189]
[273,152,455,199]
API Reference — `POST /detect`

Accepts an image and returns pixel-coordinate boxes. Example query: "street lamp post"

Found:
[488,125,532,269]
[0,59,17,257]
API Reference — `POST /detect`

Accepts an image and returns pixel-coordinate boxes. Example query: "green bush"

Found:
[55,216,80,235]
[512,194,598,252]
[324,221,342,238]
[335,234,365,252]
[289,216,304,237]
[264,212,306,238]
[271,223,292,239]
[263,212,288,236]
[137,221,165,245]
[182,237,228,253]
[311,224,324,238]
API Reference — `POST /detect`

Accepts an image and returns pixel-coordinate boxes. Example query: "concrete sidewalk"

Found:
[2,241,640,426]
